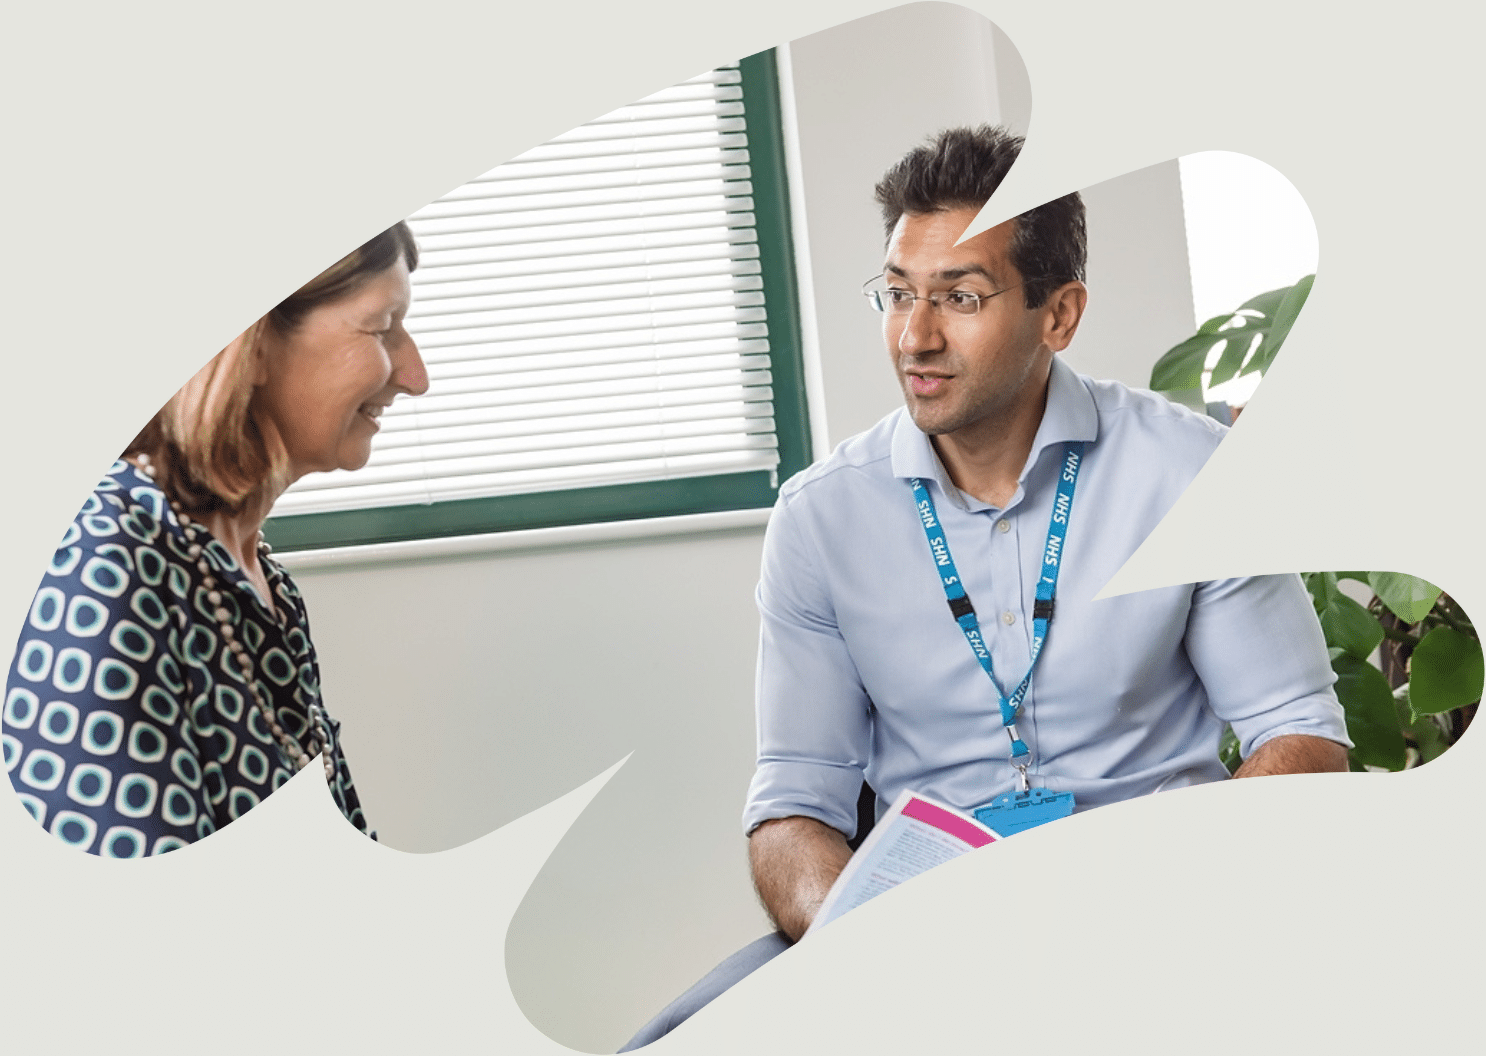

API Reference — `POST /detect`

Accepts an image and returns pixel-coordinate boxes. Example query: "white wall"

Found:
[1068,159,1197,388]
[284,5,1194,1051]
[297,524,769,1053]
[787,2,1024,447]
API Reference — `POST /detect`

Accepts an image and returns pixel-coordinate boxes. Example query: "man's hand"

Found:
[748,816,854,943]
[1232,733,1349,778]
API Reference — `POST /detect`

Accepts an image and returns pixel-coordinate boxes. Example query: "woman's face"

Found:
[254,258,427,482]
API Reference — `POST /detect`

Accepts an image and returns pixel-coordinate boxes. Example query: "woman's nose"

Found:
[392,330,429,396]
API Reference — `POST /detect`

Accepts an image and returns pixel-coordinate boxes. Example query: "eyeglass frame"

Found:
[861,275,1027,317]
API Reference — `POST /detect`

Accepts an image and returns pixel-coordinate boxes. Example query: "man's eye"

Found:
[884,289,915,306]
[943,292,979,309]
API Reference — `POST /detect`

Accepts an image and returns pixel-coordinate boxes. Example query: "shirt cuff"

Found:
[742,758,865,838]
[1235,692,1354,758]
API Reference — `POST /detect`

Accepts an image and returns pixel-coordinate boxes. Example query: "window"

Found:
[263,50,809,552]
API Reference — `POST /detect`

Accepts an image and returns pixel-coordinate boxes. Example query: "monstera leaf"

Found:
[1150,275,1313,394]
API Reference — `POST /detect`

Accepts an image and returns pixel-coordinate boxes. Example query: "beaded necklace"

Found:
[134,453,335,784]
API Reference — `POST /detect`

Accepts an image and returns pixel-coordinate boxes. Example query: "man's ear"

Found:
[1042,281,1088,353]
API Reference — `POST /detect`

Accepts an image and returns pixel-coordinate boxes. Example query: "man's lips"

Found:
[907,371,952,397]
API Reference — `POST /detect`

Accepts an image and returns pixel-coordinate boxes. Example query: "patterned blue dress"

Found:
[3,460,371,855]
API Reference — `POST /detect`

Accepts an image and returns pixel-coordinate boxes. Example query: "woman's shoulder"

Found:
[34,462,195,625]
[11,461,195,727]
[5,462,204,854]
[58,458,182,562]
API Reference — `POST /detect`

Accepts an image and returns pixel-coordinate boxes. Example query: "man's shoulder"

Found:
[777,409,902,504]
[1080,373,1228,464]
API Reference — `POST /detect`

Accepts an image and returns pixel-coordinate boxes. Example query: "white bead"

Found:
[220,624,235,641]
[196,559,210,575]
[214,607,231,622]
[207,591,222,606]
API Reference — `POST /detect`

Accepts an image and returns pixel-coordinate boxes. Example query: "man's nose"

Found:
[895,297,945,356]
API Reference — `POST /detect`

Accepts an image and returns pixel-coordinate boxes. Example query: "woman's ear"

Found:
[244,318,272,386]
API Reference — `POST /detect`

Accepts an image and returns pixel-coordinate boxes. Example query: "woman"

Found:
[3,223,428,856]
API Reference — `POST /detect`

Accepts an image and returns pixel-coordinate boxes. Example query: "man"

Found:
[620,125,1349,1051]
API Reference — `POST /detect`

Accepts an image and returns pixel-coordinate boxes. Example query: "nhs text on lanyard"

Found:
[910,442,1084,837]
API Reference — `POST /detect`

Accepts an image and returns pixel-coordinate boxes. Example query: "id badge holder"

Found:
[973,788,1075,836]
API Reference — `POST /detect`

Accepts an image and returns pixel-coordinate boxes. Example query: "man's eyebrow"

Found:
[883,263,997,281]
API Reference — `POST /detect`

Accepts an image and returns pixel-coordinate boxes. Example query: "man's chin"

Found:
[903,401,960,437]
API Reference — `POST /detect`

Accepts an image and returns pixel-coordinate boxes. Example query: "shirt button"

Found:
[1001,611,1016,626]
[996,519,1011,533]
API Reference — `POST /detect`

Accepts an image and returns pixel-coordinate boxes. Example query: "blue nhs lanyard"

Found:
[910,442,1085,791]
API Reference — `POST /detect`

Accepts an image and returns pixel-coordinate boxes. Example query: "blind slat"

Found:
[414,225,757,270]
[421,319,769,364]
[276,61,781,520]
[376,395,776,441]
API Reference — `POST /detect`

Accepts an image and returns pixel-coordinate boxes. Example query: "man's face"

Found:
[881,208,1055,440]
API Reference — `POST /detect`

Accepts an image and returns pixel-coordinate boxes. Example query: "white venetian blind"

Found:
[272,65,780,519]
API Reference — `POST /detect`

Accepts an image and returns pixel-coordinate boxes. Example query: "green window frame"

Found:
[264,49,809,553]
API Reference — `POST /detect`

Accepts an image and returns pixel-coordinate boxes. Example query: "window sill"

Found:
[272,506,772,572]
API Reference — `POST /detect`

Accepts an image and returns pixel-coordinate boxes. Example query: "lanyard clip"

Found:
[1014,763,1031,793]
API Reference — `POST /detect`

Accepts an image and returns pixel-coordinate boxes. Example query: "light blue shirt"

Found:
[743,357,1349,837]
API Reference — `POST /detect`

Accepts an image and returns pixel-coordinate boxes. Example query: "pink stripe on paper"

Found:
[901,797,997,848]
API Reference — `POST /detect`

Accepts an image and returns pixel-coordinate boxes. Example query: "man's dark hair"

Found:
[873,125,1086,309]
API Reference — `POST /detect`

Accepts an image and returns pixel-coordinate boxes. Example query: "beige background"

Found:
[0,1,1481,1054]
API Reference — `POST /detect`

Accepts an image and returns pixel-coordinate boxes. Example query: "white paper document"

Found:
[806,789,1002,935]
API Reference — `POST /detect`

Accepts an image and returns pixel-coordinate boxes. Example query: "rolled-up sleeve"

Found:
[742,492,872,838]
[1184,572,1352,757]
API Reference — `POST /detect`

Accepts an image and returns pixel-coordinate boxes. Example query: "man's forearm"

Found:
[1232,733,1349,778]
[748,816,854,943]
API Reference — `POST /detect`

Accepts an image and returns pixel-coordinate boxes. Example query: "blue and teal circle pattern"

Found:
[4,461,371,855]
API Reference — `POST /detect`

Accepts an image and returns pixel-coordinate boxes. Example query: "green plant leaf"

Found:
[1150,332,1222,391]
[1246,334,1281,377]
[1395,685,1452,764]
[1236,285,1291,317]
[1408,626,1484,715]
[1218,725,1241,775]
[1208,332,1260,387]
[1368,572,1441,623]
[1312,571,1341,609]
[1153,277,1314,393]
[1261,274,1313,358]
[1318,592,1385,659]
[1332,653,1407,770]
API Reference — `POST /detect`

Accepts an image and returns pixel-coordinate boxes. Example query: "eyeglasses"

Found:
[862,276,1024,317]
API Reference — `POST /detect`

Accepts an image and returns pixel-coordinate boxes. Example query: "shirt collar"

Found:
[889,356,1099,510]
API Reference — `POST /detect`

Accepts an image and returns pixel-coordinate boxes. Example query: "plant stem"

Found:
[1433,597,1476,637]
[1380,624,1420,646]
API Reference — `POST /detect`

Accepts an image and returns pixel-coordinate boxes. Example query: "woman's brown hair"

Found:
[125,222,418,514]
